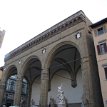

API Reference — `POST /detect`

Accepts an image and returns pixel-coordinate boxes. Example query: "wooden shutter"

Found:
[97,45,100,55]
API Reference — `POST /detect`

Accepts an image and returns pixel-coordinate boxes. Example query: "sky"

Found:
[0,0,107,66]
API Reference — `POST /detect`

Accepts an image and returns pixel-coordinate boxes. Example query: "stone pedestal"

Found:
[81,57,94,107]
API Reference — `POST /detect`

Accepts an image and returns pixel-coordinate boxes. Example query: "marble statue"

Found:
[57,84,66,107]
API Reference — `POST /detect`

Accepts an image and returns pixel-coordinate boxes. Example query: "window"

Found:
[97,27,105,35]
[104,66,107,79]
[97,41,107,55]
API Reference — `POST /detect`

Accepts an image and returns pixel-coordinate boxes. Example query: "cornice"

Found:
[4,10,86,61]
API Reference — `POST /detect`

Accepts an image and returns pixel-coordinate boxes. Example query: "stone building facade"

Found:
[0,29,5,91]
[0,67,3,81]
[0,29,5,48]
[0,10,104,107]
[91,18,107,107]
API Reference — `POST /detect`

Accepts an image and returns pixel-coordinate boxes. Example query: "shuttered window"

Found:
[97,41,107,55]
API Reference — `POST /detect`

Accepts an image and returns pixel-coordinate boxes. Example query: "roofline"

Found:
[4,10,86,61]
[90,18,107,28]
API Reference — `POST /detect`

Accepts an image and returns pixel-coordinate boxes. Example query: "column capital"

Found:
[41,73,49,80]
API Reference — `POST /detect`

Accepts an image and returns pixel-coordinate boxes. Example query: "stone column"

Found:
[14,75,23,106]
[27,83,32,107]
[0,81,5,106]
[0,71,7,106]
[40,71,49,107]
[81,57,94,107]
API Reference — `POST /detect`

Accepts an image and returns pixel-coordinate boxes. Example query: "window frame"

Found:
[97,40,107,55]
[96,26,105,36]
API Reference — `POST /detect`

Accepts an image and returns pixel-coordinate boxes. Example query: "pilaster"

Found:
[14,75,23,106]
[81,56,95,107]
[28,83,32,107]
[0,71,7,106]
[0,81,5,106]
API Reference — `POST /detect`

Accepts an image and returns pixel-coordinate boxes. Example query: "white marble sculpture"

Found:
[57,84,66,107]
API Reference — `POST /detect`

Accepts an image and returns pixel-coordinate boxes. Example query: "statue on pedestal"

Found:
[57,84,67,107]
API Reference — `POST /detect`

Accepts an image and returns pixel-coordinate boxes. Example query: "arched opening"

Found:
[4,66,17,107]
[48,44,83,107]
[31,76,41,107]
[22,56,42,107]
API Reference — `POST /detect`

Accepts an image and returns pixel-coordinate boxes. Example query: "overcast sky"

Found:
[0,0,107,66]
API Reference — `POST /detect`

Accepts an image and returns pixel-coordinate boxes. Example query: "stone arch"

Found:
[2,65,18,107]
[4,65,17,82]
[45,41,83,106]
[21,55,42,107]
[21,55,42,86]
[44,41,81,70]
[21,55,41,77]
[44,41,82,88]
[50,68,71,81]
[31,75,41,86]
